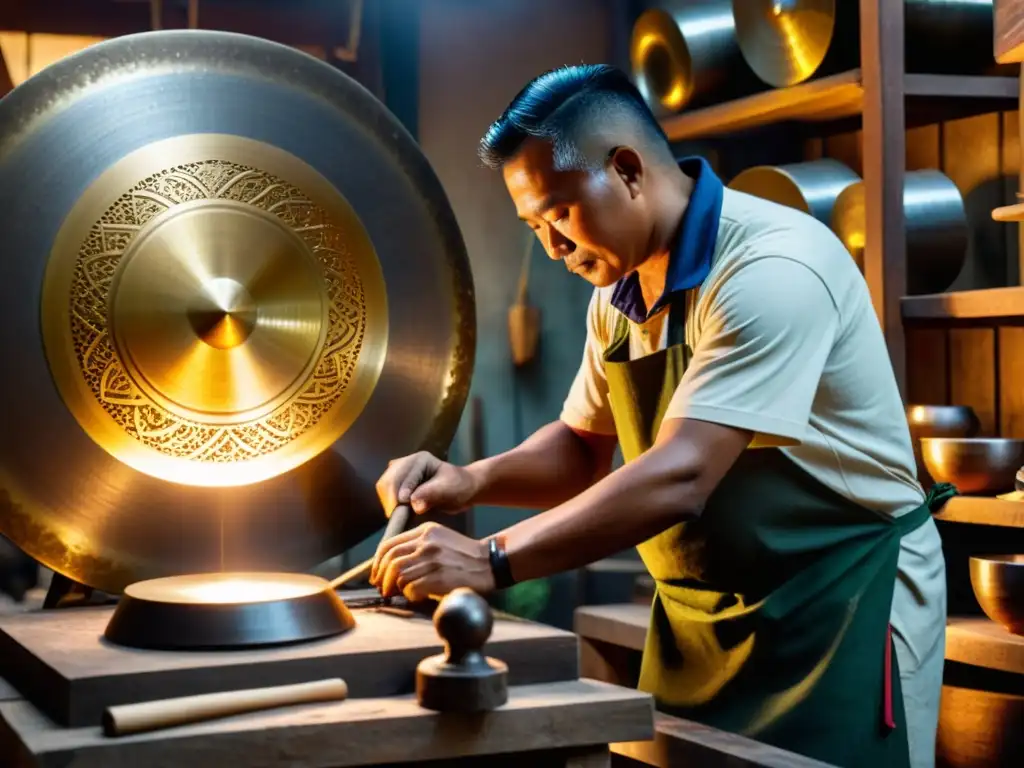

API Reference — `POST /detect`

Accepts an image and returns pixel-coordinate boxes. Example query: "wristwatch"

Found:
[488,537,516,590]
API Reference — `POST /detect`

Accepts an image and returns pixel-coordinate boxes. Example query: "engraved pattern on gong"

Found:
[69,160,367,463]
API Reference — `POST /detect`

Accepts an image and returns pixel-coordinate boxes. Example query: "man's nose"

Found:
[546,227,575,260]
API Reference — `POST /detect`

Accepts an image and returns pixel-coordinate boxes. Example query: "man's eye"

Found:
[554,209,570,223]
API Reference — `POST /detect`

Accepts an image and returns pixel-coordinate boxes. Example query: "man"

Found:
[370,65,949,768]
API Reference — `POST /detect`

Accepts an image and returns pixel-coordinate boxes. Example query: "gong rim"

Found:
[0,30,476,593]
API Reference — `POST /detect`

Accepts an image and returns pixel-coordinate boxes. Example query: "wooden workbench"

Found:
[0,677,653,768]
[0,599,655,767]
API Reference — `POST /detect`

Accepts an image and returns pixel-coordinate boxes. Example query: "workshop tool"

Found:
[508,229,540,367]
[103,678,349,737]
[416,587,509,713]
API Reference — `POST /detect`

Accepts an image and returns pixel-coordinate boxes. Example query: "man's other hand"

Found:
[375,451,478,516]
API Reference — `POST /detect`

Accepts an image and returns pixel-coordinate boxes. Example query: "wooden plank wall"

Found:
[804,113,1024,439]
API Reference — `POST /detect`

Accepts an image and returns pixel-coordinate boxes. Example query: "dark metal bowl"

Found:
[906,405,981,439]
[920,438,1024,495]
[104,572,356,650]
[969,555,1024,636]
[906,405,980,486]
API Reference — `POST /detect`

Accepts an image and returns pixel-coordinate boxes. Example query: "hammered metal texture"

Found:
[0,30,476,593]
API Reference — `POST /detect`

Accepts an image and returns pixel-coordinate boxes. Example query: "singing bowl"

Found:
[0,31,475,594]
[104,572,357,650]
[732,0,841,88]
[969,555,1024,636]
[831,170,967,295]
[727,159,860,225]
[630,0,752,115]
[920,438,1024,495]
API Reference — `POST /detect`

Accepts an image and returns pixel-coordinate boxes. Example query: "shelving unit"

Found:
[635,1,1022,396]
[902,286,1024,324]
[660,70,1020,142]
[946,617,1024,675]
[934,496,1024,527]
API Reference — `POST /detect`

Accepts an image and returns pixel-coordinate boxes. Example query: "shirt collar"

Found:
[609,156,724,324]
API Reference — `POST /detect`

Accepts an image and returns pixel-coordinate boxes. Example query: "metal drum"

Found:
[831,170,967,294]
[630,0,753,115]
[0,31,476,594]
[906,0,1004,75]
[727,159,860,225]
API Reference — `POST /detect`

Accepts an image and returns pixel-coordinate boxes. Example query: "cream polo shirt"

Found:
[561,187,946,768]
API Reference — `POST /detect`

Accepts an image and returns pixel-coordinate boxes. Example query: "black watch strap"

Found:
[488,537,516,590]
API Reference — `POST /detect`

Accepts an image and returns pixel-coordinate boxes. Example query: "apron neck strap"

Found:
[610,292,689,352]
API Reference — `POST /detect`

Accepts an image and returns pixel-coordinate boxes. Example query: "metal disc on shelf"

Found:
[732,0,837,88]
[831,170,967,294]
[0,30,475,594]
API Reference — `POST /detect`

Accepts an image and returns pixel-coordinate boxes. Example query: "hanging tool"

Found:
[508,228,540,366]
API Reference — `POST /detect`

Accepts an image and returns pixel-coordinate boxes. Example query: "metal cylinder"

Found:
[831,170,967,295]
[905,0,1001,75]
[727,159,860,225]
[630,0,753,115]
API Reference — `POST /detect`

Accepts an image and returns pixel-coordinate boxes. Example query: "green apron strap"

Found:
[894,482,958,535]
[924,482,958,509]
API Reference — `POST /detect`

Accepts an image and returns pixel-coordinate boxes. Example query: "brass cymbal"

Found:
[0,30,475,592]
[732,0,836,88]
[43,134,388,488]
[111,201,326,425]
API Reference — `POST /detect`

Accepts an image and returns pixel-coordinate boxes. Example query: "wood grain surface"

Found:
[613,712,837,768]
[0,679,653,768]
[0,605,578,727]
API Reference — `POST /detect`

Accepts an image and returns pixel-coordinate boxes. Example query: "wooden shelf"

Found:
[946,616,1024,675]
[933,496,1024,528]
[901,286,1024,324]
[578,607,1024,677]
[660,70,1019,142]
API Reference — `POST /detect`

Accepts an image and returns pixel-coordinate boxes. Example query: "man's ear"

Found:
[609,146,644,199]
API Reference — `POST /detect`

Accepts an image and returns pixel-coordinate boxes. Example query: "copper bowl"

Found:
[920,438,1024,495]
[969,555,1024,636]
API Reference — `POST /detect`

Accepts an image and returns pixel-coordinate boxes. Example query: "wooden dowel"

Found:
[102,678,349,737]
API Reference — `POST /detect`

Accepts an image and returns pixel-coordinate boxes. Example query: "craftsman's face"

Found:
[503,139,651,287]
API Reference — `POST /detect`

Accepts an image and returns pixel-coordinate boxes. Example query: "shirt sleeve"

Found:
[560,290,618,435]
[665,256,839,446]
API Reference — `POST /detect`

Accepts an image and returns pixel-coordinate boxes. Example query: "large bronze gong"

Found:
[0,31,475,594]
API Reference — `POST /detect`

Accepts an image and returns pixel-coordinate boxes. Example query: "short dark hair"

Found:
[478,64,672,171]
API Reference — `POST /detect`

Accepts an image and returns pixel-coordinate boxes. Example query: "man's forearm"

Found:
[464,421,614,509]
[498,418,752,583]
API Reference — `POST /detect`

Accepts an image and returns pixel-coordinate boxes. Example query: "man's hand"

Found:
[369,522,494,601]
[375,451,478,516]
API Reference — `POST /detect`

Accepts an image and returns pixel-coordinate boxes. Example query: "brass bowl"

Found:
[969,555,1024,636]
[920,438,1024,495]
